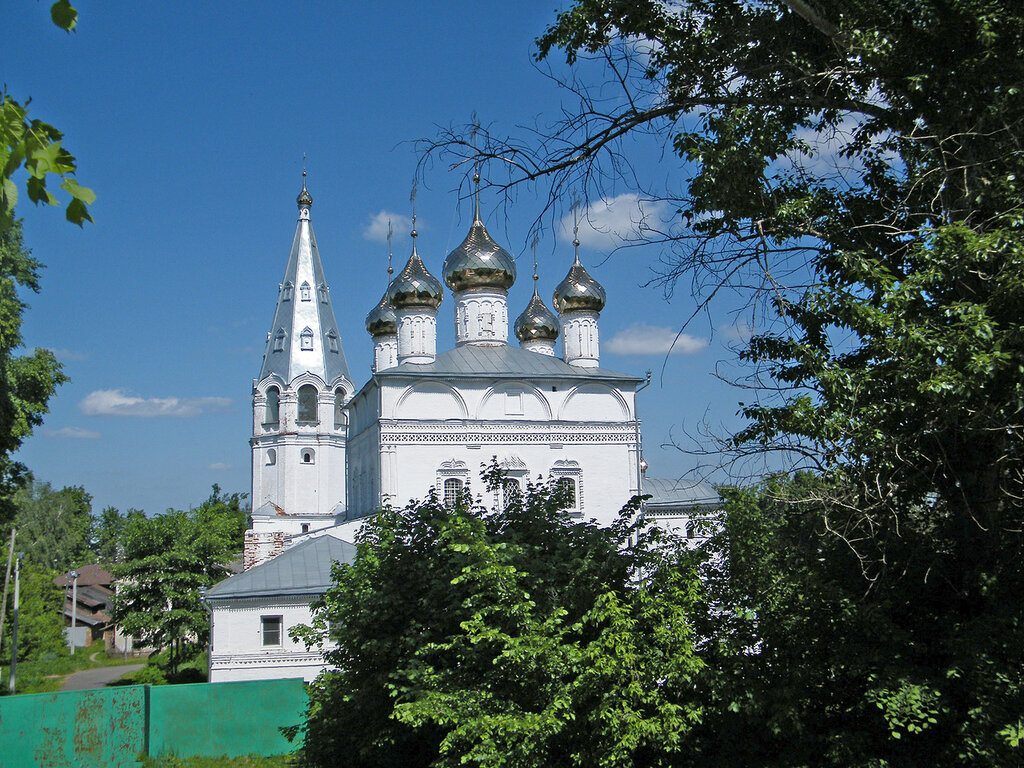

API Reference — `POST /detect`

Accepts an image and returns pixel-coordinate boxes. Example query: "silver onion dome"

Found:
[553,255,606,313]
[365,289,397,336]
[515,290,560,342]
[443,219,517,292]
[388,246,443,310]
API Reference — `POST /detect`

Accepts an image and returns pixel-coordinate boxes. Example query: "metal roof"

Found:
[205,535,356,600]
[376,344,643,383]
[644,477,720,509]
[258,188,352,386]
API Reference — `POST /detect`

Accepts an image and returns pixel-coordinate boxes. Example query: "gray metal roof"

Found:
[206,535,356,600]
[376,344,643,383]
[644,477,720,509]
[258,189,352,386]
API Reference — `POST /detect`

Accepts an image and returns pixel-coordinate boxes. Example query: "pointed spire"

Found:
[531,235,540,297]
[297,156,313,209]
[473,171,481,224]
[572,203,581,265]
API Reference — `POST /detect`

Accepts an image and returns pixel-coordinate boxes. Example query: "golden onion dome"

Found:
[365,288,397,336]
[514,290,560,342]
[553,253,606,313]
[297,174,313,207]
[388,240,443,310]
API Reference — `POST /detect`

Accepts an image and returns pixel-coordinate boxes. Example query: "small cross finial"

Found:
[410,178,418,240]
[572,202,581,263]
[387,219,394,278]
[531,234,540,294]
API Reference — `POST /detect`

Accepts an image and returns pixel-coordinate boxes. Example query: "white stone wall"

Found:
[453,288,509,346]
[208,596,334,683]
[561,310,600,367]
[396,309,437,363]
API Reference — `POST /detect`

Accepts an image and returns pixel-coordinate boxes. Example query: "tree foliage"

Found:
[12,479,92,571]
[292,468,704,768]
[112,486,245,672]
[413,2,1024,765]
[0,1,92,230]
[1,561,67,663]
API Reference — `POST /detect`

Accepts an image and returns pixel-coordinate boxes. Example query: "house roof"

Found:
[205,534,357,600]
[376,344,643,383]
[54,564,113,588]
[644,477,720,510]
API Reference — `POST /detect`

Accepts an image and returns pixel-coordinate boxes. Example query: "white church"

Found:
[204,177,718,683]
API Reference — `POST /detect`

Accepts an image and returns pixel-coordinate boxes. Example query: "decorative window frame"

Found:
[497,456,529,510]
[272,329,286,353]
[436,459,470,507]
[300,326,314,352]
[281,282,293,302]
[301,448,316,465]
[296,384,319,424]
[300,281,312,301]
[550,459,583,514]
[318,284,329,303]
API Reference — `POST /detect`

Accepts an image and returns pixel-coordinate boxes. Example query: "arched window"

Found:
[297,385,318,422]
[273,329,286,353]
[334,388,346,429]
[443,478,463,509]
[502,479,521,509]
[557,477,576,509]
[266,448,277,465]
[300,327,314,351]
[300,281,312,301]
[302,449,315,464]
[301,523,310,533]
[265,387,280,425]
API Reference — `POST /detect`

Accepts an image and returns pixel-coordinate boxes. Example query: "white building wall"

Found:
[208,596,334,683]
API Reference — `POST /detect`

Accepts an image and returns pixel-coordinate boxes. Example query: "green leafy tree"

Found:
[421,2,1024,764]
[292,467,705,768]
[2,563,67,663]
[12,479,92,571]
[1,1,92,230]
[112,486,245,673]
[90,505,143,564]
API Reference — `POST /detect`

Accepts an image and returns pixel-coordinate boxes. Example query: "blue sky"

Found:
[4,1,752,515]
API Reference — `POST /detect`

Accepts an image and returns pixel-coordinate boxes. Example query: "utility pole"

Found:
[9,553,22,694]
[0,527,15,662]
[68,569,79,655]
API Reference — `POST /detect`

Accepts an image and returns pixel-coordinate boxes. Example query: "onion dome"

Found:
[297,173,313,207]
[553,251,606,313]
[442,176,516,292]
[365,290,397,336]
[388,237,443,310]
[515,289,560,342]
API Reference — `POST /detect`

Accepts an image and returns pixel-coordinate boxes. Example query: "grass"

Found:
[141,755,296,767]
[0,639,145,694]
[114,648,209,686]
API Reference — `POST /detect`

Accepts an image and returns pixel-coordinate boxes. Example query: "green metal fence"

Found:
[0,678,306,767]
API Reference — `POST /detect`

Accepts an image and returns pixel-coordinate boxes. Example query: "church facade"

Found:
[206,178,717,683]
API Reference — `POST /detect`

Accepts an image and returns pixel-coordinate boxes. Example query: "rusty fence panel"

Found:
[0,679,306,766]
[0,685,146,768]
[147,678,306,759]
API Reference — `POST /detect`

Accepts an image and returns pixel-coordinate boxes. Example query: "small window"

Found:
[327,330,339,353]
[557,477,577,509]
[505,391,523,416]
[301,523,310,534]
[265,387,280,425]
[300,327,314,351]
[302,449,315,464]
[281,282,293,302]
[318,284,329,303]
[261,616,283,646]
[273,329,286,353]
[300,281,312,301]
[503,479,521,509]
[298,384,318,422]
[266,448,276,466]
[334,389,346,429]
[443,478,463,509]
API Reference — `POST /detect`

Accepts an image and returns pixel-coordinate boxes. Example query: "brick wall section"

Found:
[243,530,287,570]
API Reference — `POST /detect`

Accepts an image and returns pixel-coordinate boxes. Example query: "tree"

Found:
[0,225,68,526]
[12,479,92,571]
[112,486,245,673]
[1,1,93,230]
[3,563,67,663]
[419,2,1024,764]
[291,467,705,768]
[90,505,141,564]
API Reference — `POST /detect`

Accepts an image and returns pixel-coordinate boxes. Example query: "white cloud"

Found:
[558,193,670,249]
[606,324,708,356]
[79,389,231,418]
[718,320,754,343]
[46,426,101,440]
[208,462,231,471]
[47,348,89,362]
[364,210,413,243]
